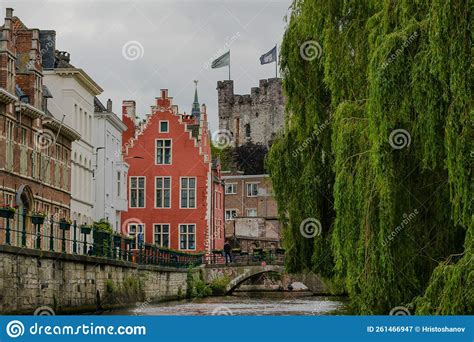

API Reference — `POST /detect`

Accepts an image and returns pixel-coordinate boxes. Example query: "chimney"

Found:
[39,31,56,69]
[107,99,112,112]
[6,8,13,18]
[160,89,168,99]
[122,100,137,149]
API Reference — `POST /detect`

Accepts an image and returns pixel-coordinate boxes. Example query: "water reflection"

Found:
[111,293,348,316]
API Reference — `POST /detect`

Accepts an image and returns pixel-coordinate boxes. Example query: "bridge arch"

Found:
[203,265,285,295]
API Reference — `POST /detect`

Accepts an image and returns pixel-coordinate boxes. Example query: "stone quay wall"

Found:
[0,245,196,314]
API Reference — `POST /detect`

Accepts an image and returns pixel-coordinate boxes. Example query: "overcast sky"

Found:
[4,0,291,132]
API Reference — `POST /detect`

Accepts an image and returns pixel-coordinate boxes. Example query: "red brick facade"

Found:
[0,9,79,245]
[122,90,224,252]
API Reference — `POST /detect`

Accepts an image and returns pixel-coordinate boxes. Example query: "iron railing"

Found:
[0,210,203,268]
[205,249,285,266]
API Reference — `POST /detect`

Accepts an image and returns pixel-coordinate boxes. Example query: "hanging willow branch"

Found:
[267,0,472,314]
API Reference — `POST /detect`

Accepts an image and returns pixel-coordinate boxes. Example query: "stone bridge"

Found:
[202,263,285,294]
[202,262,329,294]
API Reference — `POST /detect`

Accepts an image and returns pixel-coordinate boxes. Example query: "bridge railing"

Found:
[205,248,285,266]
[0,210,203,268]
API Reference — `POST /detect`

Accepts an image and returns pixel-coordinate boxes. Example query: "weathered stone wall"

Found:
[217,78,285,146]
[0,245,194,314]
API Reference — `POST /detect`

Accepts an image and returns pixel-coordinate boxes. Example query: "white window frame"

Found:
[225,183,237,195]
[225,209,238,221]
[246,182,259,197]
[179,223,196,250]
[129,176,146,208]
[159,120,169,133]
[155,176,171,208]
[128,223,145,247]
[246,208,258,217]
[155,139,172,165]
[180,177,197,209]
[153,223,170,248]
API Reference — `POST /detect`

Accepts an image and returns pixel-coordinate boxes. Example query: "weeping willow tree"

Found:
[266,0,472,314]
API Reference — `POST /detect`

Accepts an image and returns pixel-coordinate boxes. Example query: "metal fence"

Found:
[0,209,203,268]
[205,249,285,266]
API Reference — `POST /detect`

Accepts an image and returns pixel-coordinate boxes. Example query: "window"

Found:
[179,224,196,250]
[159,121,169,133]
[128,223,145,248]
[130,176,145,208]
[247,208,257,217]
[156,139,172,164]
[6,120,14,140]
[153,224,170,247]
[225,209,237,220]
[56,144,61,160]
[117,172,121,197]
[155,177,171,208]
[225,183,237,194]
[246,182,259,197]
[180,177,196,208]
[20,127,27,145]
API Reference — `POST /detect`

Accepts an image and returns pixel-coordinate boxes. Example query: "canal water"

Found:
[111,293,348,316]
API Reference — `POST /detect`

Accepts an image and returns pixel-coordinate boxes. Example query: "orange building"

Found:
[121,86,224,252]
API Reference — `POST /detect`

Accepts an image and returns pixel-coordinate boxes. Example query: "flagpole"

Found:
[275,44,278,78]
[229,51,231,80]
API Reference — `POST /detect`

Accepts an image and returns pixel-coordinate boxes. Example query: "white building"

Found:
[43,49,102,226]
[93,98,128,232]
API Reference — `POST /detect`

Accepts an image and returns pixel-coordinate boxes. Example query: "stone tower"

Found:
[217,78,285,147]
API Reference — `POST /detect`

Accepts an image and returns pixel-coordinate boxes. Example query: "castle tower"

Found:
[217,78,285,147]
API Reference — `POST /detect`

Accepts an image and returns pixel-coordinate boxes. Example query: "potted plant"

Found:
[59,218,72,230]
[0,205,15,219]
[31,211,46,225]
[80,224,92,235]
[93,219,113,257]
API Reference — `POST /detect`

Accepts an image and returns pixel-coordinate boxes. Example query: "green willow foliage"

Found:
[266,0,472,314]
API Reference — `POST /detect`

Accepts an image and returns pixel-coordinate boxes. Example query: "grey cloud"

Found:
[5,0,289,131]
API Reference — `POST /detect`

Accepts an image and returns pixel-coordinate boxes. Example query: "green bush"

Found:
[209,276,231,295]
[186,268,212,298]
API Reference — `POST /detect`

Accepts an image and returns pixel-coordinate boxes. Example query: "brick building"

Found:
[223,172,281,251]
[121,86,224,252]
[217,78,285,147]
[0,8,79,245]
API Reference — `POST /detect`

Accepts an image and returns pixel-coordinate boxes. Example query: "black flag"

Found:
[260,46,277,65]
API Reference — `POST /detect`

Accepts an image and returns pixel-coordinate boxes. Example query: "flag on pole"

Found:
[211,51,230,69]
[260,46,277,65]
